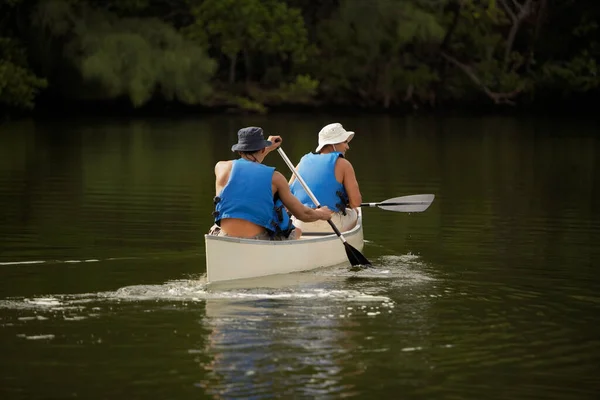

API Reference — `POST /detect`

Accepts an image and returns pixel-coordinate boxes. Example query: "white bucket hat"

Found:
[315,123,355,153]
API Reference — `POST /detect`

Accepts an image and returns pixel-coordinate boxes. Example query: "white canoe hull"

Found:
[204,209,364,283]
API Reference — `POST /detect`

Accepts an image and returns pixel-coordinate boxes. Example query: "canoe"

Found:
[204,208,364,283]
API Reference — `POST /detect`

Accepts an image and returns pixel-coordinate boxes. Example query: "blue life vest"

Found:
[289,152,349,212]
[273,196,294,238]
[214,159,277,232]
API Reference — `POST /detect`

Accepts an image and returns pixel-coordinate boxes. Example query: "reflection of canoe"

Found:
[204,209,364,283]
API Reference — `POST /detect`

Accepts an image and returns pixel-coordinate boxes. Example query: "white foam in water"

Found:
[401,346,423,352]
[0,284,399,328]
[0,258,121,266]
[0,252,441,312]
[0,260,46,266]
[104,280,391,302]
[291,253,431,280]
[25,297,62,307]
[3,255,440,312]
[211,290,390,302]
[14,315,49,321]
[375,254,435,282]
[63,316,87,321]
[0,295,98,312]
[16,334,55,340]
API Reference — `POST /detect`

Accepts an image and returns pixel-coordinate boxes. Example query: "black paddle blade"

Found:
[344,242,371,267]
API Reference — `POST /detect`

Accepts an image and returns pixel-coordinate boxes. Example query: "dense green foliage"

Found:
[0,0,598,114]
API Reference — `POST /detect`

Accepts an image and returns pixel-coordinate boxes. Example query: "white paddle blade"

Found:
[378,194,435,212]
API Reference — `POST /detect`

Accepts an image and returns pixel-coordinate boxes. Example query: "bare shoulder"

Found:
[215,161,233,191]
[215,160,233,175]
[336,157,352,167]
[336,157,355,172]
[272,170,287,187]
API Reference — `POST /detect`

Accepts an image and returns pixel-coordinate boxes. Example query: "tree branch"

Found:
[502,0,534,70]
[499,0,516,22]
[441,52,522,105]
[432,0,462,105]
[526,0,548,72]
[511,0,523,13]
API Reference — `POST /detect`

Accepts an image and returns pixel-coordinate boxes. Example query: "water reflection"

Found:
[196,298,355,397]
[188,263,431,398]
[196,297,370,395]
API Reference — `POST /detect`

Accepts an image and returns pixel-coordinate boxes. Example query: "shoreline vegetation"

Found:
[1,1,599,121]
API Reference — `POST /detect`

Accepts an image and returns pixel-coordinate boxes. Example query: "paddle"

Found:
[361,194,435,212]
[276,148,372,267]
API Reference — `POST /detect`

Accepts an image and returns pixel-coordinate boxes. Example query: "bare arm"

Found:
[264,135,282,156]
[272,172,332,222]
[340,159,362,208]
[214,160,233,195]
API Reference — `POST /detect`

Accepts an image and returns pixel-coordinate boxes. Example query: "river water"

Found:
[1,114,599,399]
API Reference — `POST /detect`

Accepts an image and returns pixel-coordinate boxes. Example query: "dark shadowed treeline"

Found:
[1,0,598,116]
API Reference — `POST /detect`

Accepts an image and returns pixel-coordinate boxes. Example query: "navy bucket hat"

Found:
[231,127,272,152]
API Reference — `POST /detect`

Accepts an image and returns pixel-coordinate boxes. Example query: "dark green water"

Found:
[1,114,599,399]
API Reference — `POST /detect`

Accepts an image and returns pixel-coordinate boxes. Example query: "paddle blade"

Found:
[378,194,435,212]
[344,242,371,267]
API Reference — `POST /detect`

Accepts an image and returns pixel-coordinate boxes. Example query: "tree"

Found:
[185,0,310,85]
[0,0,47,110]
[439,0,528,105]
[30,0,215,106]
[316,0,446,108]
[534,0,600,99]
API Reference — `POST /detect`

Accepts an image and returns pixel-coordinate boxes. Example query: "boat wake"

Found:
[0,253,432,315]
[0,273,393,313]
[0,256,149,266]
[315,254,434,282]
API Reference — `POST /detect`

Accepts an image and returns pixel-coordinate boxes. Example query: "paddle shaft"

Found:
[276,148,346,240]
[277,147,371,267]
